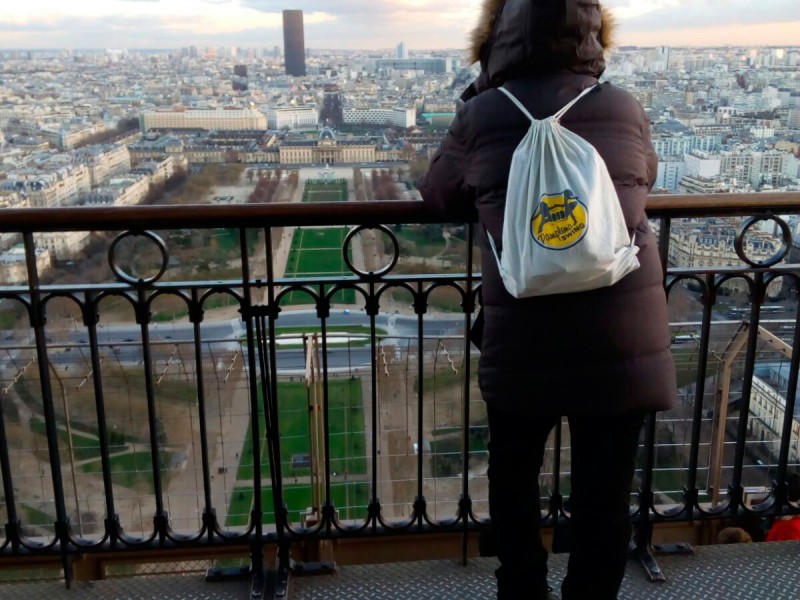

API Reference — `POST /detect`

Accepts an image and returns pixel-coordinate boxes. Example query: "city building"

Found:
[396,42,408,60]
[0,190,26,210]
[322,86,344,127]
[652,135,721,157]
[128,136,185,162]
[342,106,416,129]
[36,230,91,259]
[685,151,723,179]
[129,156,186,186]
[375,58,447,74]
[73,144,131,186]
[140,108,267,132]
[720,152,755,185]
[678,175,730,195]
[265,105,319,130]
[81,176,149,207]
[1,164,91,208]
[279,128,375,165]
[232,64,248,91]
[0,245,51,284]
[184,144,226,163]
[669,219,779,271]
[656,159,687,193]
[40,122,107,150]
[282,10,306,77]
[749,362,800,465]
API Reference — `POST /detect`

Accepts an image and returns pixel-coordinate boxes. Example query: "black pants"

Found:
[487,407,645,600]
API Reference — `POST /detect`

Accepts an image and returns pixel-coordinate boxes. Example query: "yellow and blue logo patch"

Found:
[530,189,588,250]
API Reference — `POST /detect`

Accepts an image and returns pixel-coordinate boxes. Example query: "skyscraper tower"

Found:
[283,9,306,77]
[322,85,343,127]
[233,64,248,91]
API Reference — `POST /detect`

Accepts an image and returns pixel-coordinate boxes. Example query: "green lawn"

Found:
[225,482,370,527]
[152,293,237,322]
[672,346,721,388]
[298,227,349,249]
[302,179,348,203]
[18,503,55,528]
[274,325,384,337]
[0,304,25,329]
[235,408,269,482]
[235,379,366,481]
[303,189,347,202]
[80,449,172,491]
[652,468,689,496]
[283,228,355,305]
[295,251,348,275]
[395,227,447,258]
[153,379,198,404]
[429,426,489,456]
[430,425,489,450]
[277,383,312,476]
[282,378,367,477]
[30,419,102,462]
[414,370,465,394]
[210,228,259,254]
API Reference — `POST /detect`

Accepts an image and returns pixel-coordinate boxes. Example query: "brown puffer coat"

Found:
[419,0,676,416]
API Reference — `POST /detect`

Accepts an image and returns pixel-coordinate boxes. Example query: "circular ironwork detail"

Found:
[108,230,169,285]
[343,225,399,279]
[734,215,791,268]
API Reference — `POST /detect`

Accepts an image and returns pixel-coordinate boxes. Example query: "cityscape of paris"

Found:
[0,1,800,594]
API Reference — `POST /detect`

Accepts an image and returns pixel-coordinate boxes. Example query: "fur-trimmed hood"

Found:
[467,0,615,84]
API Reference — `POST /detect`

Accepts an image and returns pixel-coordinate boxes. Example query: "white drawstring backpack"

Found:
[487,85,640,298]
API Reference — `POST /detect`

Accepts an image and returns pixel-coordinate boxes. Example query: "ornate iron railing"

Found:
[0,192,799,595]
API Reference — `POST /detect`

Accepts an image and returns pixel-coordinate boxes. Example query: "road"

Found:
[4,309,469,372]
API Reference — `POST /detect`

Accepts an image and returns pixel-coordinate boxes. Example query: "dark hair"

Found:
[717,527,752,544]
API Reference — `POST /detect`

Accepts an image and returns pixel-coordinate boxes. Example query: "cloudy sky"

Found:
[1,0,798,51]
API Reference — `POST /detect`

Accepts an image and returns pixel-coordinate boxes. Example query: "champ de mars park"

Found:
[5,161,495,539]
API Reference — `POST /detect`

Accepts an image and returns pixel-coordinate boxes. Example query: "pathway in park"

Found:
[159,358,251,532]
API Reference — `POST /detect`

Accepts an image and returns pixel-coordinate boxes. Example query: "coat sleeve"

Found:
[641,112,658,191]
[418,111,478,223]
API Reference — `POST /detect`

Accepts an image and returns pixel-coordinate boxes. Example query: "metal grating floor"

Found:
[291,541,800,600]
[0,573,251,600]
[0,541,798,600]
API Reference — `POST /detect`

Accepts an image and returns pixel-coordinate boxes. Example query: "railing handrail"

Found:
[2,192,800,232]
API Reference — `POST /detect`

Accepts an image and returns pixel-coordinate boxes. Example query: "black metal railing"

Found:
[0,193,799,594]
